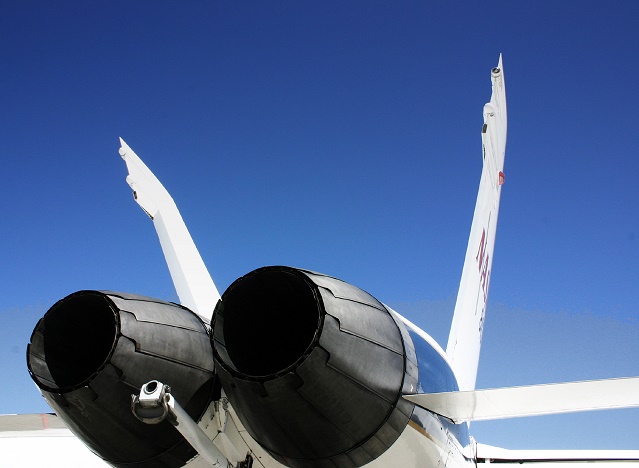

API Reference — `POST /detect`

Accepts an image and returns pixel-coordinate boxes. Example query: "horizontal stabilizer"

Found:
[0,414,108,466]
[0,414,67,432]
[403,377,639,423]
[476,443,639,464]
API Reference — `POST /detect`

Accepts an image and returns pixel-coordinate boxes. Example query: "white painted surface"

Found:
[119,138,221,320]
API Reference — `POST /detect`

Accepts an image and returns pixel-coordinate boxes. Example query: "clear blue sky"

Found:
[2,1,638,451]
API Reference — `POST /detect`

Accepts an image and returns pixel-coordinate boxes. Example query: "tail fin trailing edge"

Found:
[446,55,507,391]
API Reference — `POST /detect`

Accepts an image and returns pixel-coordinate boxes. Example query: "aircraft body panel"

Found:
[218,400,472,468]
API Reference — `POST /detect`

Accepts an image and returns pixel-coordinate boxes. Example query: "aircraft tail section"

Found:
[446,55,507,391]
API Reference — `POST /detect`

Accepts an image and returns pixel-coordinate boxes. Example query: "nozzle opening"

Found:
[41,292,118,390]
[216,267,322,378]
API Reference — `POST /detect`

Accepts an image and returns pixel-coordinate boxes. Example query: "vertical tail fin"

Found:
[118,138,221,320]
[446,55,507,391]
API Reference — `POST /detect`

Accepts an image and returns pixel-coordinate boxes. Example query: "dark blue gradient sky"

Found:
[1,1,637,450]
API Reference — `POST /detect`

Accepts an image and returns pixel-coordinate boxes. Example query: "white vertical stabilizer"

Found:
[118,138,221,320]
[446,56,507,391]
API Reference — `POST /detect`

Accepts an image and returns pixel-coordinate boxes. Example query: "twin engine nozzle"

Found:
[27,291,216,467]
[27,267,416,468]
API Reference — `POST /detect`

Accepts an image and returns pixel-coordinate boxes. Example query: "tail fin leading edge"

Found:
[446,55,507,391]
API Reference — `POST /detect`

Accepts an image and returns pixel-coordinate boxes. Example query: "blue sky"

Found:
[2,1,638,451]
